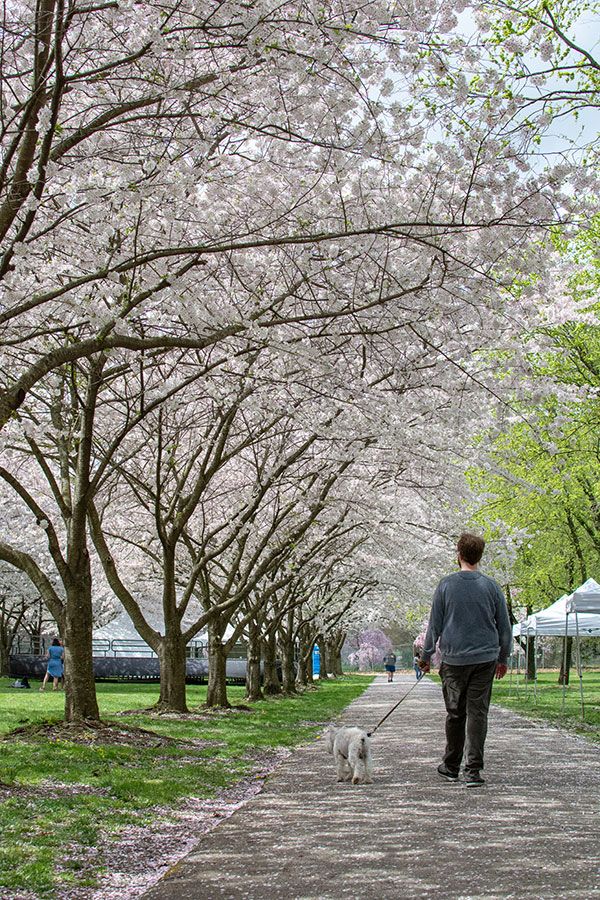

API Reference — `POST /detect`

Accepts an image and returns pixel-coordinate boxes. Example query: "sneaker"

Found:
[437,764,459,782]
[465,771,486,787]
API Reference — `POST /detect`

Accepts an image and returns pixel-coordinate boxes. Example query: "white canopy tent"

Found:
[566,577,600,614]
[511,579,600,716]
[531,594,600,636]
[512,589,600,637]
[562,578,600,716]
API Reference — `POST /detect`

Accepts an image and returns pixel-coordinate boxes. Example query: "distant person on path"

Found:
[39,638,64,692]
[419,533,512,787]
[413,654,424,681]
[383,651,397,682]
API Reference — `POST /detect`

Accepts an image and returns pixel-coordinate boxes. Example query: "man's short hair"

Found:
[457,532,485,565]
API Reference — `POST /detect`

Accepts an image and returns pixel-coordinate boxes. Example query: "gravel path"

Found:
[142,674,600,900]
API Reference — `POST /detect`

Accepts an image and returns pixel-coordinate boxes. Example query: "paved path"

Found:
[143,675,600,900]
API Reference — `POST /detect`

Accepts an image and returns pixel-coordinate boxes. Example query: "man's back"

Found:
[426,570,511,666]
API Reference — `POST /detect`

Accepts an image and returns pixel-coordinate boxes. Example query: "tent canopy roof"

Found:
[513,582,600,637]
[566,577,600,614]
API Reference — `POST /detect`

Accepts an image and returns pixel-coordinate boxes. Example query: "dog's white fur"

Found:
[325,725,374,784]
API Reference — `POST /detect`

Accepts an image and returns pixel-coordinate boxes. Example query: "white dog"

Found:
[325,725,374,784]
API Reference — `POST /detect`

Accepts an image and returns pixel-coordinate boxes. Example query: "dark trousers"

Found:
[439,660,496,775]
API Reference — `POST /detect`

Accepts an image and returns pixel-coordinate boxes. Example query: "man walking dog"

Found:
[419,532,512,787]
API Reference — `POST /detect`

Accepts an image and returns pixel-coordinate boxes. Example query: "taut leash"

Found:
[367,678,422,737]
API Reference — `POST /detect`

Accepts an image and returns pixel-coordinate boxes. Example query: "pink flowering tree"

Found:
[414,628,442,668]
[348,628,393,672]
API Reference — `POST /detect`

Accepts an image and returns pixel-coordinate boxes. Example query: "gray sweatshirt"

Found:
[422,570,513,666]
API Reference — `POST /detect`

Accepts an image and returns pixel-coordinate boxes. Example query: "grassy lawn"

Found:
[0,675,373,898]
[491,669,600,741]
[429,669,600,741]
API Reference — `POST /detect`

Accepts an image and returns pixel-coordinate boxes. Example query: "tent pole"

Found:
[561,612,568,716]
[524,632,529,698]
[533,631,537,706]
[575,612,584,720]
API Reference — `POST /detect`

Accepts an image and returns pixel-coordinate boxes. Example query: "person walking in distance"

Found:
[413,653,424,681]
[383,651,397,683]
[419,533,512,787]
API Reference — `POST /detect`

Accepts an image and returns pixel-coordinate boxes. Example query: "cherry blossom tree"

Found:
[241,514,367,698]
[83,353,376,708]
[0,0,444,425]
[0,353,193,720]
[0,0,596,727]
[0,561,47,674]
[473,0,599,126]
[1,0,588,434]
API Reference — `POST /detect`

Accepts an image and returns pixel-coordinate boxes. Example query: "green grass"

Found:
[490,669,600,740]
[0,676,372,898]
[429,669,600,741]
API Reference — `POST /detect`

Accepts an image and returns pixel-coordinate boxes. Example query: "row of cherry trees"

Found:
[0,0,596,720]
[0,327,482,713]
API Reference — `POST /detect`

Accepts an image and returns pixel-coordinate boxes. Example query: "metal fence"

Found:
[12,634,249,660]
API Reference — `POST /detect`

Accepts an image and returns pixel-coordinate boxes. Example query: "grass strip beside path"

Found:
[429,669,600,742]
[0,675,373,898]
[491,669,600,741]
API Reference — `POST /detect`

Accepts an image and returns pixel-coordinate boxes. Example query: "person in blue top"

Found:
[39,638,64,692]
[413,654,424,681]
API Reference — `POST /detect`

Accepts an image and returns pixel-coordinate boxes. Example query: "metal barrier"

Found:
[13,635,246,659]
[12,635,47,656]
[90,638,208,658]
[91,639,111,657]
[10,634,251,684]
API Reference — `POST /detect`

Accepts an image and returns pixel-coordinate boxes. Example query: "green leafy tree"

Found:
[469,215,600,676]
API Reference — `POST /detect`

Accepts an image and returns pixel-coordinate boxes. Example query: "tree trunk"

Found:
[558,636,573,685]
[505,583,515,625]
[0,638,10,677]
[525,633,536,682]
[155,549,189,712]
[296,626,314,688]
[245,620,264,702]
[306,644,314,682]
[206,618,230,708]
[279,633,297,694]
[324,639,339,678]
[329,634,344,676]
[156,634,188,712]
[296,645,308,688]
[262,631,281,695]
[63,568,100,723]
[63,362,102,723]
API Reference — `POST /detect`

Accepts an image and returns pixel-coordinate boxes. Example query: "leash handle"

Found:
[367,678,421,737]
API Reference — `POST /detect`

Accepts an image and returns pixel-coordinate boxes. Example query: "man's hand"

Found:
[418,659,430,674]
[495,663,508,680]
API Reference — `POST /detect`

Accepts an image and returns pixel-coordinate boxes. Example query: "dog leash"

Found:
[367,678,422,737]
